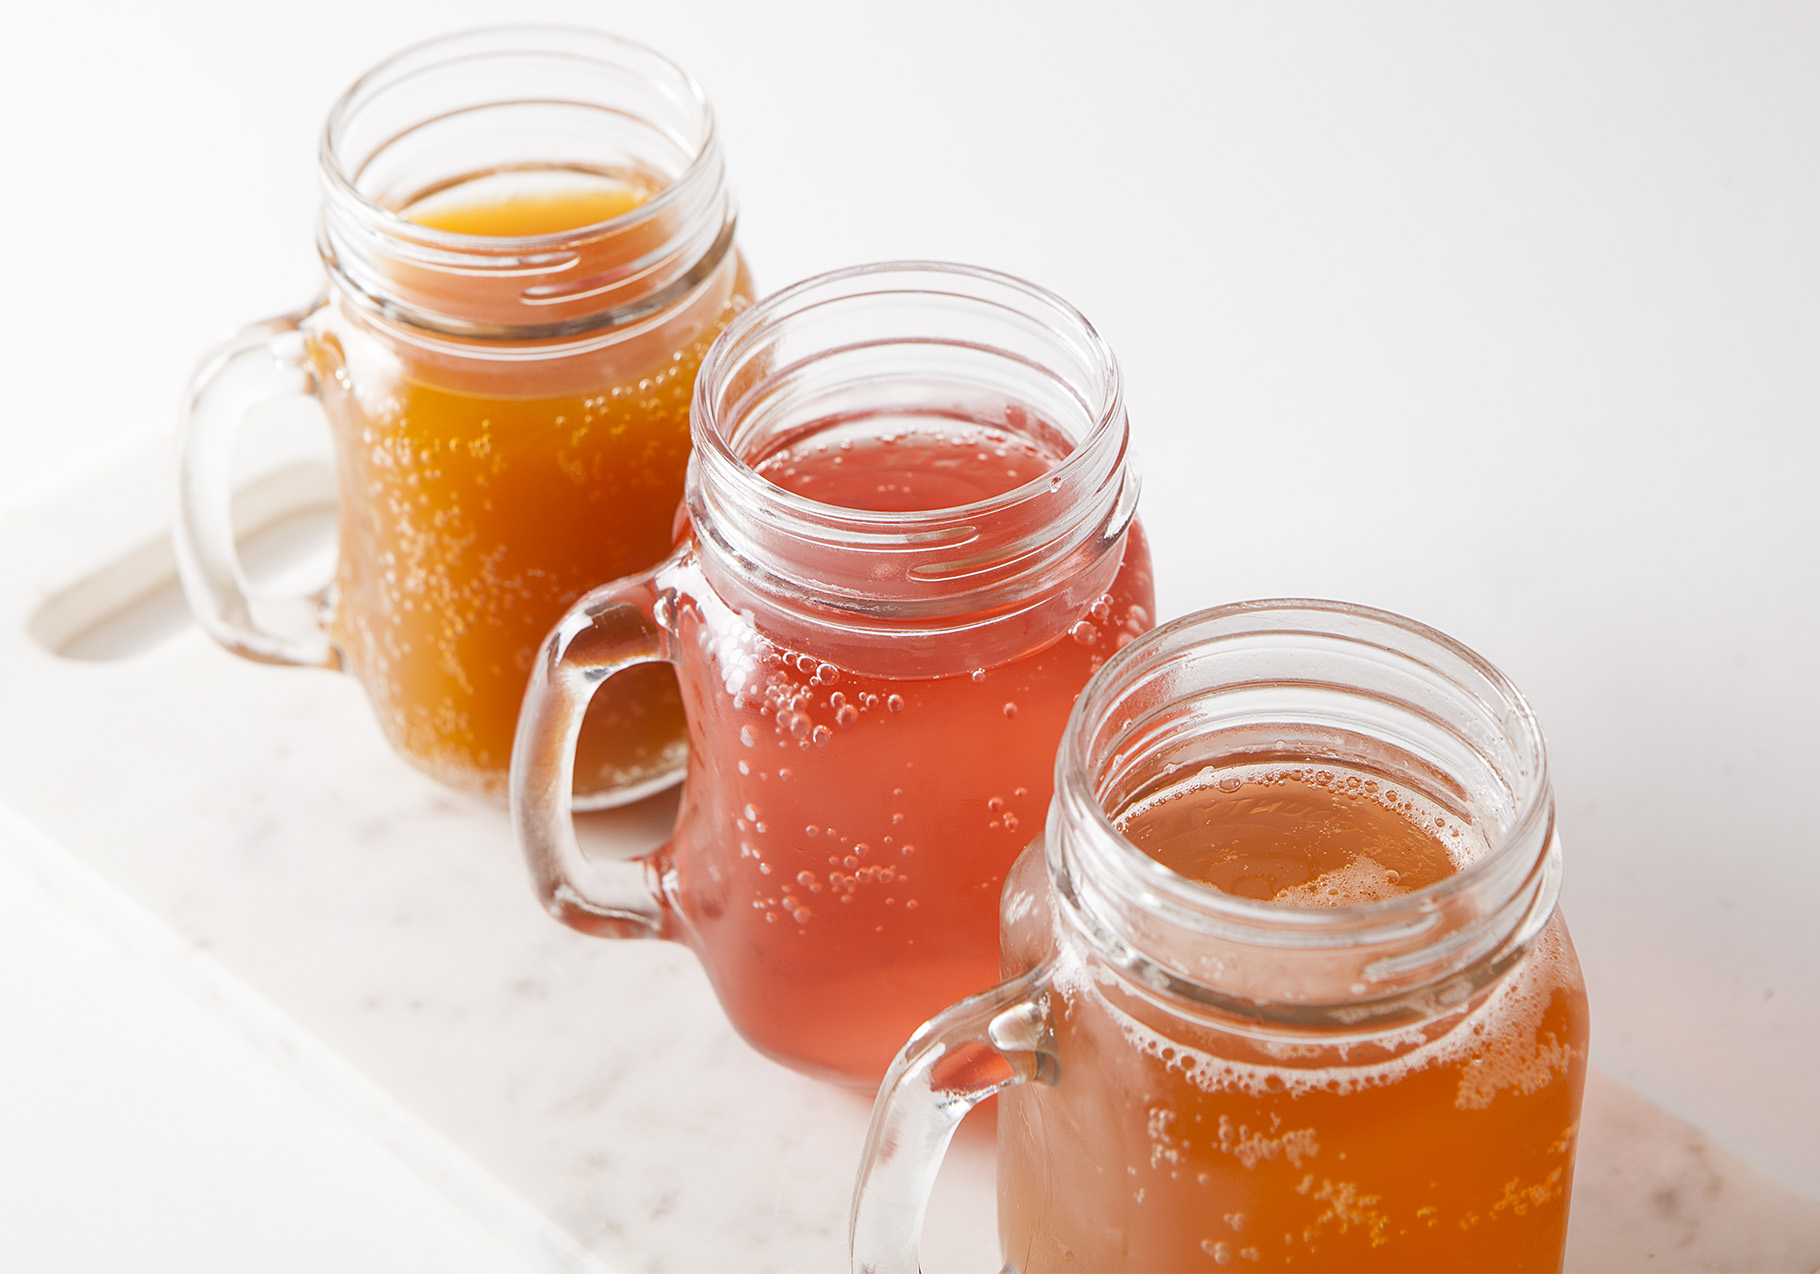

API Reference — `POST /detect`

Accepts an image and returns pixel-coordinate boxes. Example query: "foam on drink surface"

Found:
[1056,920,1580,1108]
[1116,765,1470,904]
[1070,763,1583,1109]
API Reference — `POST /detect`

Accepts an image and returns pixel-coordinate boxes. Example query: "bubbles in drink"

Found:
[749,414,1064,511]
[1008,883,1587,1269]
[660,431,1155,1082]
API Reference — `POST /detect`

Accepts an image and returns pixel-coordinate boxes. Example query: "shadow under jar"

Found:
[853,601,1590,1273]
[175,27,751,805]
[511,262,1155,1085]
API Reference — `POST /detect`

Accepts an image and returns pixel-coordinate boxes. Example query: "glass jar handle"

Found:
[172,307,340,669]
[850,967,1057,1274]
[511,559,684,939]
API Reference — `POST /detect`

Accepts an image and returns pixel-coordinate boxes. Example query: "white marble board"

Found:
[1,433,1817,1273]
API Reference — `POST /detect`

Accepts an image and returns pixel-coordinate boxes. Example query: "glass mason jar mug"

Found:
[853,602,1590,1273]
[511,263,1155,1085]
[175,27,751,805]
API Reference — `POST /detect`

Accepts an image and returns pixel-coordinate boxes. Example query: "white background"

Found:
[2,2,1817,1269]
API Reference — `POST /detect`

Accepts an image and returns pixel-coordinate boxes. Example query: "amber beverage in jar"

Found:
[853,601,1590,1273]
[510,263,1154,1084]
[176,28,750,804]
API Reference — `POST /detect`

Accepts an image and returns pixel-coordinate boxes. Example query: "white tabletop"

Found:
[2,3,1817,1270]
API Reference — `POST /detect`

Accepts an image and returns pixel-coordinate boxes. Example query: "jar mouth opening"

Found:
[319,25,718,252]
[703,409,1095,540]
[332,159,701,254]
[1041,599,1563,1031]
[1059,599,1552,935]
[690,261,1125,537]
[681,261,1139,678]
[314,25,735,341]
[1062,600,1550,924]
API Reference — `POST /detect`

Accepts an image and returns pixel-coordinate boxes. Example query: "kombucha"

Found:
[314,169,750,800]
[663,418,1154,1085]
[403,169,653,236]
[998,767,1589,1273]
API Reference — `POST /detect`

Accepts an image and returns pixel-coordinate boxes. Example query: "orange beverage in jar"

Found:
[512,263,1152,1085]
[318,166,750,799]
[997,768,1589,1272]
[176,31,747,807]
[853,602,1590,1274]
